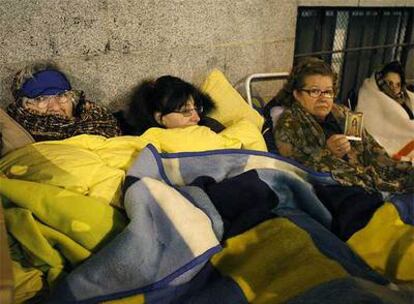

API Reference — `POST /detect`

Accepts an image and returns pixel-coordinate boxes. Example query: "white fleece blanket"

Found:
[356,74,414,161]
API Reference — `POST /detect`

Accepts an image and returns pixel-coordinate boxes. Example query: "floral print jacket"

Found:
[274,102,413,193]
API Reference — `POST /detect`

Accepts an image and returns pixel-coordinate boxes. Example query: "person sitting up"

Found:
[267,57,413,239]
[116,75,225,135]
[7,63,121,141]
[270,57,413,194]
[356,61,414,161]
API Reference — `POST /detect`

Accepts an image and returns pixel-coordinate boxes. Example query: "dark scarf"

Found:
[7,101,121,141]
[278,102,413,193]
[375,72,413,119]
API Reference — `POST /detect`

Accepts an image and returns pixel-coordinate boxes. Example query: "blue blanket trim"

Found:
[285,277,406,304]
[145,263,248,304]
[154,245,222,289]
[145,144,337,184]
[49,246,222,304]
[147,144,328,175]
[144,145,334,228]
[97,246,223,304]
[277,208,389,285]
[148,144,174,186]
[388,193,414,225]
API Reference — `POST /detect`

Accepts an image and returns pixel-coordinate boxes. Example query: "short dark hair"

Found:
[125,75,215,134]
[291,57,337,91]
[267,57,337,108]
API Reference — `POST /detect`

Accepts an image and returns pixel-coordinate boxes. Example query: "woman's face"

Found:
[384,72,402,95]
[293,74,335,121]
[157,96,201,129]
[22,92,74,118]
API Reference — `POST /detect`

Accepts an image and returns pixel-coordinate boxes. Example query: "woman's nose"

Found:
[45,99,62,112]
[190,110,200,122]
[317,95,329,102]
[48,100,61,109]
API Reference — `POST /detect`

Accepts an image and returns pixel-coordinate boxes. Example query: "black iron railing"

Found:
[294,7,414,106]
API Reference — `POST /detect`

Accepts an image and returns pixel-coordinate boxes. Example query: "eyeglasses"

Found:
[24,91,73,109]
[299,88,335,98]
[171,105,203,117]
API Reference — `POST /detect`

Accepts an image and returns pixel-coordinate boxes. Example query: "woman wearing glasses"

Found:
[270,57,413,194]
[117,75,225,135]
[7,63,121,141]
[268,57,413,239]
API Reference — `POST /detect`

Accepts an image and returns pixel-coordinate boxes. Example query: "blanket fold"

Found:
[1,140,412,303]
[46,145,397,303]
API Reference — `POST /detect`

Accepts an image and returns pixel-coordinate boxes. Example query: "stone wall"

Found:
[0,0,297,109]
[0,0,412,109]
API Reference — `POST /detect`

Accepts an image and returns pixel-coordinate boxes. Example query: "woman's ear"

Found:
[154,112,163,125]
[293,89,300,101]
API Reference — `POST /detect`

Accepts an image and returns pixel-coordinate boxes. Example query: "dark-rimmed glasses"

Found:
[171,105,203,117]
[299,88,335,98]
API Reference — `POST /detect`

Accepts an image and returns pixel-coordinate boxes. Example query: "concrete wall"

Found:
[0,0,413,109]
[0,0,297,109]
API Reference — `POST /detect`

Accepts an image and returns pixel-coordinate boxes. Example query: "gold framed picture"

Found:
[344,112,363,141]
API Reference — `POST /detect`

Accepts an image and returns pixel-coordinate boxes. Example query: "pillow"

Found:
[201,69,264,130]
[0,108,34,156]
[270,105,285,129]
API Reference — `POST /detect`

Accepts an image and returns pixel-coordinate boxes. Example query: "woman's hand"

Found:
[327,134,351,158]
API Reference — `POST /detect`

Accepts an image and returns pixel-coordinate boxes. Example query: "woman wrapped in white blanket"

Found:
[357,61,414,162]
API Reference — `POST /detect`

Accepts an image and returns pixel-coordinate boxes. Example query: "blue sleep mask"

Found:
[19,69,72,98]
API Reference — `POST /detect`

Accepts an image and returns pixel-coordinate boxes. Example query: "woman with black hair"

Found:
[264,57,413,240]
[376,61,413,118]
[117,75,225,135]
[357,61,414,161]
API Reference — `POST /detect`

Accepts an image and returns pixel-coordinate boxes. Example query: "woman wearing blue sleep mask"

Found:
[12,65,76,118]
[7,62,121,141]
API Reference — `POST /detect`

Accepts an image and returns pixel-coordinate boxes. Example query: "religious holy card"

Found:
[344,112,363,141]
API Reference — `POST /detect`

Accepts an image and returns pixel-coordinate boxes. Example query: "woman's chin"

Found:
[315,107,330,116]
[186,122,199,127]
[313,111,329,121]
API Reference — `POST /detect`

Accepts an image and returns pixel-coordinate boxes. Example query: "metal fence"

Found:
[294,7,414,108]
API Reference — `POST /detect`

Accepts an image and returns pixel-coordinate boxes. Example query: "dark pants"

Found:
[190,170,279,240]
[314,185,383,240]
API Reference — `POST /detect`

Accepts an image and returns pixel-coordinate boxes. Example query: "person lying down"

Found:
[115,75,266,152]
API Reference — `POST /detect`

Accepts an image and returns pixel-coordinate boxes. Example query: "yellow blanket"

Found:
[0,121,266,207]
[0,123,266,303]
[347,202,414,281]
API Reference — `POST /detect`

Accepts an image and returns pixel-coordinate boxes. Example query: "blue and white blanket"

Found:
[44,146,412,303]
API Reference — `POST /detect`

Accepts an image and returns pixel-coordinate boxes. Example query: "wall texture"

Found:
[0,0,413,109]
[0,0,297,109]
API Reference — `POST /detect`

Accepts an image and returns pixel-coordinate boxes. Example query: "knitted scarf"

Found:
[7,101,121,141]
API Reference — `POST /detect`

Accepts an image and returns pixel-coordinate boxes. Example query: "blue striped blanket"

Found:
[46,145,413,303]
